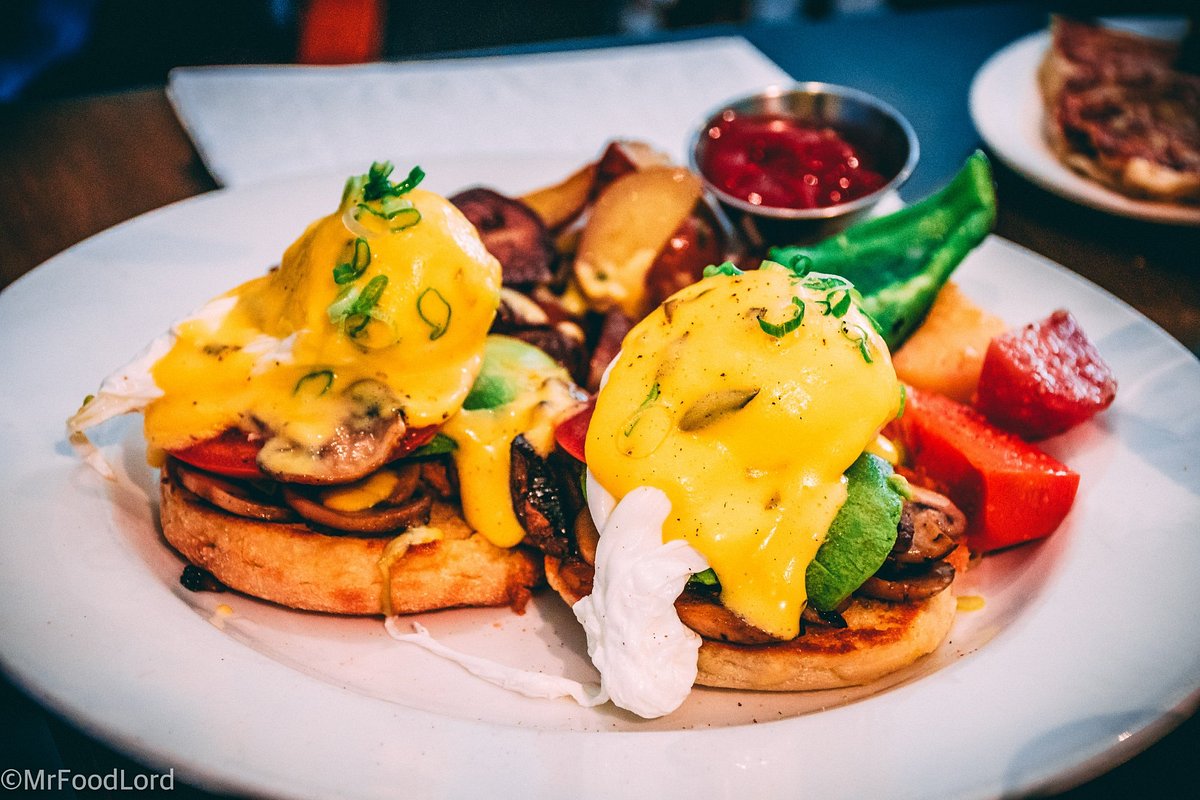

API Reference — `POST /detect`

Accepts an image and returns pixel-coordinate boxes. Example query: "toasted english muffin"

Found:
[544,552,956,692]
[161,465,542,616]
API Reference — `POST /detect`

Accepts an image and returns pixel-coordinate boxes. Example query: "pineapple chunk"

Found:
[893,283,1007,403]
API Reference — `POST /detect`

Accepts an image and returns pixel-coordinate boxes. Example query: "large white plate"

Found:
[2,155,1199,800]
[970,21,1200,226]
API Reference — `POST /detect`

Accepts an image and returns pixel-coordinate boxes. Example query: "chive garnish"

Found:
[328,275,388,337]
[294,369,334,396]
[356,274,388,312]
[333,237,372,285]
[782,253,814,277]
[817,289,852,318]
[802,274,852,292]
[841,323,875,363]
[416,287,452,340]
[758,296,805,337]
[362,162,425,201]
[896,383,907,419]
[703,261,743,278]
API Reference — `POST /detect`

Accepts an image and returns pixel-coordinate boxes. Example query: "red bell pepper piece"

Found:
[975,310,1117,440]
[555,397,594,462]
[892,387,1080,553]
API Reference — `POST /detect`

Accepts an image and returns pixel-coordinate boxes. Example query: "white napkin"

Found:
[167,37,790,187]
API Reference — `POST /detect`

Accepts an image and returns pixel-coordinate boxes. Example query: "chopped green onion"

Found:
[687,568,720,590]
[841,323,875,363]
[406,432,457,458]
[641,383,660,408]
[333,237,372,285]
[818,289,852,318]
[362,162,425,201]
[293,369,334,396]
[327,284,359,322]
[896,383,907,419]
[801,274,853,292]
[416,287,452,340]
[757,297,805,337]
[703,261,744,278]
[328,275,388,337]
[355,274,388,313]
[391,165,425,195]
[781,253,814,277]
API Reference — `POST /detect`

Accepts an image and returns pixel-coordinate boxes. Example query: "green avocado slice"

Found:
[805,453,904,612]
[462,335,558,410]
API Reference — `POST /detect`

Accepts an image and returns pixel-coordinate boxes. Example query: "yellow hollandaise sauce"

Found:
[586,264,902,639]
[444,335,583,548]
[144,178,501,453]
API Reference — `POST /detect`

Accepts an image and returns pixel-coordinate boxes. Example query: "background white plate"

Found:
[970,22,1200,226]
[2,156,1199,799]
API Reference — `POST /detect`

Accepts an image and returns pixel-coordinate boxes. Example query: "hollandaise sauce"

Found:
[143,171,502,457]
[586,264,901,639]
[444,336,582,548]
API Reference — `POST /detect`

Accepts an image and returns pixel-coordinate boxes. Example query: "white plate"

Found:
[2,155,1199,800]
[970,21,1200,226]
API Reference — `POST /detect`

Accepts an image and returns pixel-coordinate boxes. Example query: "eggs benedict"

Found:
[69,162,583,616]
[545,259,965,709]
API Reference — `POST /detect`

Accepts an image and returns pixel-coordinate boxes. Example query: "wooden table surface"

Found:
[1,4,1198,798]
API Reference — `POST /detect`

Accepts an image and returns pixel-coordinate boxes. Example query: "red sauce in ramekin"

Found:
[700,112,886,210]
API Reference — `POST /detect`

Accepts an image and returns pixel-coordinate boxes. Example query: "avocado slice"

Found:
[462,335,558,410]
[805,453,904,612]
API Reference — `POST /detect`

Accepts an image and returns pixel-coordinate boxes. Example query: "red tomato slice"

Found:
[170,429,264,479]
[170,424,443,480]
[975,310,1117,440]
[892,387,1080,553]
[555,397,595,462]
[398,425,440,455]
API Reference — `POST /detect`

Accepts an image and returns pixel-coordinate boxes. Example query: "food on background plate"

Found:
[1038,15,1200,204]
[67,162,586,616]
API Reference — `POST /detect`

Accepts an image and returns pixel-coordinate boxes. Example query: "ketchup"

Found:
[700,112,886,210]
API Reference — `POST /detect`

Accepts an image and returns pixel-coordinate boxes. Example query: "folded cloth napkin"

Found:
[167,36,790,188]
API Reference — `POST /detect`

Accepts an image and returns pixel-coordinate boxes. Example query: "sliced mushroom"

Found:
[892,486,967,564]
[859,561,956,602]
[509,434,583,557]
[281,485,432,535]
[574,508,599,566]
[801,604,848,630]
[169,458,295,521]
[419,458,458,499]
[256,379,407,485]
[675,590,785,644]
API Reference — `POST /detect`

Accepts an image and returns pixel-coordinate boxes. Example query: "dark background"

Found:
[3,1,1197,103]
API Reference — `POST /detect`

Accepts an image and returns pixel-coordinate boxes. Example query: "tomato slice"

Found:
[555,397,595,462]
[170,424,443,480]
[397,425,440,455]
[170,429,264,479]
[975,310,1117,440]
[891,387,1080,553]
